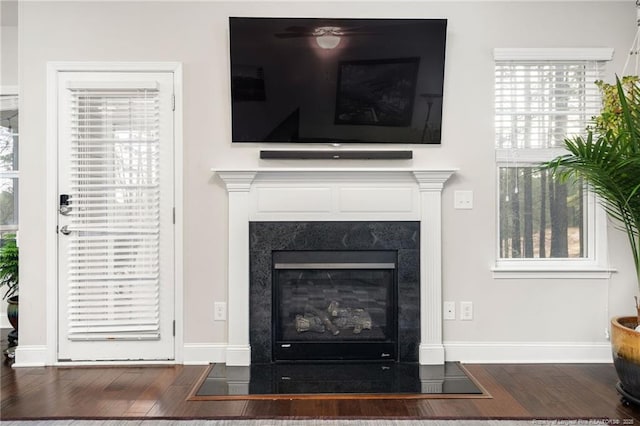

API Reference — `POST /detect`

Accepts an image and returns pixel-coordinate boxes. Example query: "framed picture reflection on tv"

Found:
[335,57,420,127]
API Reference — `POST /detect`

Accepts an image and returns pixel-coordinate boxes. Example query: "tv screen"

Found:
[229,17,447,144]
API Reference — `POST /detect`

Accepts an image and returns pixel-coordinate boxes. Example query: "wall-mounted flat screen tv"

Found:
[229,17,447,144]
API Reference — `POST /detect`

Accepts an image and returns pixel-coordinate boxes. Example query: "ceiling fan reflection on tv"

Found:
[274,25,375,38]
[275,25,375,49]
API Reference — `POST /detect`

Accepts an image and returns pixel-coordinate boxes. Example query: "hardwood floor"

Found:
[1,330,639,421]
[2,356,640,421]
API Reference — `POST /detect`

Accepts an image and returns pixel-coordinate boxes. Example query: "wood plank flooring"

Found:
[2,358,640,421]
[2,330,639,421]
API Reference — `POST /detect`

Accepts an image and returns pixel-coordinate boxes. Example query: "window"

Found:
[0,92,18,241]
[493,49,612,277]
[498,167,586,259]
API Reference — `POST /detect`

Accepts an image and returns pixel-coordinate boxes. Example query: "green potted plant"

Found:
[544,76,640,404]
[0,234,18,346]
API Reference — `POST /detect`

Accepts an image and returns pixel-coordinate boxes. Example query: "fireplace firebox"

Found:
[249,221,421,364]
[273,250,398,362]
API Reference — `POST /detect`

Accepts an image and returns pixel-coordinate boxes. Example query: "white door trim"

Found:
[43,62,183,366]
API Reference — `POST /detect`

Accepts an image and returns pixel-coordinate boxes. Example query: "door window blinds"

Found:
[66,82,161,340]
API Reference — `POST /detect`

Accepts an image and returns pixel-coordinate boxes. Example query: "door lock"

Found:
[59,194,71,215]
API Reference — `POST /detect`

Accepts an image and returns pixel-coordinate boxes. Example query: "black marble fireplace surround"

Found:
[249,221,420,363]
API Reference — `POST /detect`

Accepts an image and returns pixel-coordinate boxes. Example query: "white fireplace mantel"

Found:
[214,167,456,366]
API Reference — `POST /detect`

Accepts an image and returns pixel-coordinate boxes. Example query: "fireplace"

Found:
[249,221,420,364]
[273,250,398,361]
[215,168,455,366]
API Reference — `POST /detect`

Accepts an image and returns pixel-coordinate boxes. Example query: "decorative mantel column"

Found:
[413,171,455,365]
[217,171,256,366]
[215,168,455,366]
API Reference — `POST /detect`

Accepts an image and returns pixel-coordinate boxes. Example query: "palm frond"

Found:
[542,77,640,290]
[617,76,640,151]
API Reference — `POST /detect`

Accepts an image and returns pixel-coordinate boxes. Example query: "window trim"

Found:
[493,165,612,279]
[493,48,614,62]
[492,48,614,279]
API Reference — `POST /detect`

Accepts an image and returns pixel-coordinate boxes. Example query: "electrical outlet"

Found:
[443,301,456,320]
[460,301,473,320]
[214,302,227,321]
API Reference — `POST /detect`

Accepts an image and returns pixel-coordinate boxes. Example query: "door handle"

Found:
[59,225,71,235]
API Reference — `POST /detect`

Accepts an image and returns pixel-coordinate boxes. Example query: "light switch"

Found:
[460,301,473,320]
[454,190,473,209]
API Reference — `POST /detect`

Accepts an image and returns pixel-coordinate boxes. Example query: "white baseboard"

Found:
[182,343,226,365]
[13,345,48,367]
[11,341,613,367]
[444,341,613,363]
[13,343,229,366]
[15,342,225,367]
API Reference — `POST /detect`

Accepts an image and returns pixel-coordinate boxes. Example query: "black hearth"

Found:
[249,221,420,364]
[194,362,485,397]
[273,250,398,361]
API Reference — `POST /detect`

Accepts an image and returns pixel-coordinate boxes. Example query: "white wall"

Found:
[1,27,18,87]
[17,1,638,363]
[1,0,18,86]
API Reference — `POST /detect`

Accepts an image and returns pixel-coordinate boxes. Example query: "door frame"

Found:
[46,62,183,365]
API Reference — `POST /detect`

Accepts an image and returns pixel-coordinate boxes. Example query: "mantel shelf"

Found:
[214,168,458,191]
[212,167,458,174]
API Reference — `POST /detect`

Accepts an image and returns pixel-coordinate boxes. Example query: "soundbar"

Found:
[260,150,413,160]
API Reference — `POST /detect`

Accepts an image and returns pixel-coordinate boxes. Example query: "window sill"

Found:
[492,264,615,279]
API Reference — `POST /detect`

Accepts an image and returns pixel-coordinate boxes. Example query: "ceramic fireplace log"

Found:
[303,305,340,335]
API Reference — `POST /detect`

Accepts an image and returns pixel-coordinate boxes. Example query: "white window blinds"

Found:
[495,61,605,150]
[66,84,161,341]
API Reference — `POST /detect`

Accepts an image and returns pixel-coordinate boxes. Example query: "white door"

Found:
[57,71,175,361]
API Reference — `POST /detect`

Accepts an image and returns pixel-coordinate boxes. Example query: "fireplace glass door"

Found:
[273,251,397,361]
